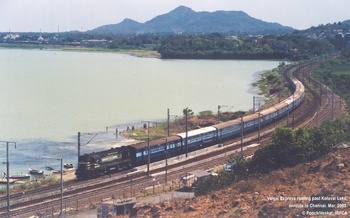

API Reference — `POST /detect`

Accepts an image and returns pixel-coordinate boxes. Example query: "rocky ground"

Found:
[125,147,349,217]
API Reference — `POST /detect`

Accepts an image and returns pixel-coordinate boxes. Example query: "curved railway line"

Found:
[292,57,344,128]
[0,57,345,218]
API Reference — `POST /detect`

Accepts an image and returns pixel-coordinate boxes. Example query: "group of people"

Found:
[105,124,143,140]
[126,126,135,131]
[106,125,136,133]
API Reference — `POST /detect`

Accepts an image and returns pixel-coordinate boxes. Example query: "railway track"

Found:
[294,58,343,127]
[0,57,344,217]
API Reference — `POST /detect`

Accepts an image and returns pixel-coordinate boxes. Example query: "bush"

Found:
[198,110,213,118]
[0,188,6,194]
[33,181,41,188]
[41,176,57,185]
[20,183,28,190]
[195,172,233,196]
[237,180,256,193]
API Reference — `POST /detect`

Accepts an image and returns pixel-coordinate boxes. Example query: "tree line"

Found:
[157,33,337,61]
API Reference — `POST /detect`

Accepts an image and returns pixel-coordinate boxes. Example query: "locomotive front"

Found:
[75,146,132,179]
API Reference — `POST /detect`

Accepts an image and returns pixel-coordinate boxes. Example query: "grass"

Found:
[128,127,167,141]
[252,69,287,97]
[0,188,5,194]
[0,43,160,57]
[9,175,60,193]
[331,64,350,75]
[228,208,241,217]
[252,78,267,95]
[124,120,185,141]
[251,69,291,110]
[0,43,45,50]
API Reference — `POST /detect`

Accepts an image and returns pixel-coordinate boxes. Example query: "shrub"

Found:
[20,183,28,190]
[33,181,41,188]
[0,188,6,194]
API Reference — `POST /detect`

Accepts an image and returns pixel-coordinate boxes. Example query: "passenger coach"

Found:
[176,126,217,151]
[128,135,182,166]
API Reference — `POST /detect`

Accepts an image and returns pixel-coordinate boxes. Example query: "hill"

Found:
[343,19,350,25]
[129,147,350,217]
[293,20,350,40]
[90,6,294,35]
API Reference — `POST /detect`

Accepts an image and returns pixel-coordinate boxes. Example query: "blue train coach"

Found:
[128,135,182,166]
[176,126,217,151]
[213,120,241,142]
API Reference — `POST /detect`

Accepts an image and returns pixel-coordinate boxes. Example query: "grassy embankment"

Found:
[312,57,350,109]
[0,43,160,58]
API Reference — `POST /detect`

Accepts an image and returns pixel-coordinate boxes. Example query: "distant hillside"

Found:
[90,6,294,35]
[92,18,142,34]
[292,20,350,47]
[343,19,350,25]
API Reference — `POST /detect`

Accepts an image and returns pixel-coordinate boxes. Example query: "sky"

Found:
[0,0,349,33]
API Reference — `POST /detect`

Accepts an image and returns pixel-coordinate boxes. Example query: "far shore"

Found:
[61,46,161,58]
[0,43,161,58]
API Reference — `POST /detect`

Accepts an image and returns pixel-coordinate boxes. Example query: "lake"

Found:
[0,48,279,176]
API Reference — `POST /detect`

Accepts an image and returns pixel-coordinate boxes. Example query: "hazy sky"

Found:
[1,0,349,32]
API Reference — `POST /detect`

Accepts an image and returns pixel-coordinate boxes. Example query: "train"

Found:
[75,71,305,179]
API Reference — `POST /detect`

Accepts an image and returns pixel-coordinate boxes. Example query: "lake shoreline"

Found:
[0,43,161,58]
[0,43,286,60]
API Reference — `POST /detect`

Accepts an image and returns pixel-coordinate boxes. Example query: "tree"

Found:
[183,107,194,117]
